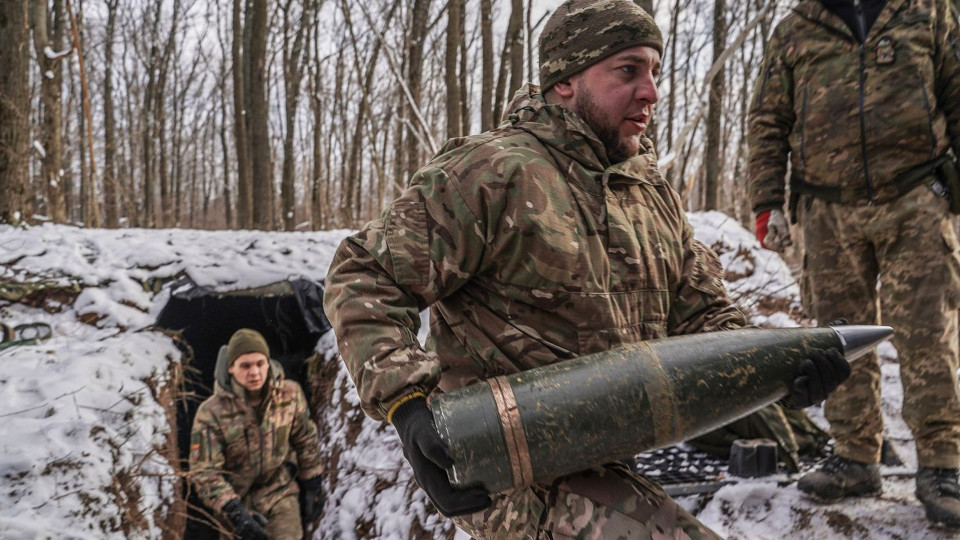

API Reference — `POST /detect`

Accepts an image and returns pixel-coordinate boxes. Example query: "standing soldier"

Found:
[190,328,326,539]
[748,0,960,528]
[324,0,850,537]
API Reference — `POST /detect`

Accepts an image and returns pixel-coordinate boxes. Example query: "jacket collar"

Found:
[797,0,908,41]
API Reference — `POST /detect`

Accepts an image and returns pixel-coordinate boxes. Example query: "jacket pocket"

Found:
[385,200,430,286]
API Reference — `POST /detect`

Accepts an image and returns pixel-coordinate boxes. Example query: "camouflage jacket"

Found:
[189,348,324,513]
[324,84,747,421]
[748,0,960,210]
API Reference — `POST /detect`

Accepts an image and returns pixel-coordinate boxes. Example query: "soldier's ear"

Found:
[552,79,575,100]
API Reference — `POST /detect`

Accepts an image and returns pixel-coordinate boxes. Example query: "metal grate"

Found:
[630,445,733,496]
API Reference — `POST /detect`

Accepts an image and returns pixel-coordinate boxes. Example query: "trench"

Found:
[153,277,330,539]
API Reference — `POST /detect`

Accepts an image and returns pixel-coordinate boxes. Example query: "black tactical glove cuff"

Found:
[389,396,430,432]
[390,397,492,517]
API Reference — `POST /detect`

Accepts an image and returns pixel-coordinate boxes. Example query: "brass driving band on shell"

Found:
[488,375,534,489]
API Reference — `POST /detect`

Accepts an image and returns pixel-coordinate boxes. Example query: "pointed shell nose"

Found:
[830,325,894,361]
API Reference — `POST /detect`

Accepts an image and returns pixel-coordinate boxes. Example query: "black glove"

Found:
[390,396,492,517]
[299,475,325,525]
[223,499,269,540]
[783,347,851,409]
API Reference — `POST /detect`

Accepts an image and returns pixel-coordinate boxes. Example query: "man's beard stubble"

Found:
[571,83,639,164]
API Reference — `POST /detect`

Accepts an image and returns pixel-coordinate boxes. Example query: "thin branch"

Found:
[659,0,774,172]
[353,0,439,154]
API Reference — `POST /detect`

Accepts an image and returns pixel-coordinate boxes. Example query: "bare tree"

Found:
[704,0,726,209]
[233,0,253,228]
[30,0,69,223]
[101,0,119,227]
[0,0,31,224]
[280,0,310,231]
[66,0,100,227]
[479,0,494,131]
[493,0,522,121]
[403,0,433,182]
[445,0,462,139]
[248,0,273,230]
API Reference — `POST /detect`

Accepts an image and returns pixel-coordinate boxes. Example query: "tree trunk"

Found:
[102,0,119,227]
[309,5,325,230]
[494,0,522,122]
[153,0,180,228]
[445,0,462,139]
[30,0,68,224]
[479,0,493,132]
[458,3,469,135]
[248,0,272,230]
[705,0,726,210]
[232,0,253,228]
[403,0,431,182]
[665,0,681,188]
[636,0,656,143]
[281,0,308,231]
[0,0,30,224]
[66,0,101,227]
[220,75,233,229]
[507,0,524,102]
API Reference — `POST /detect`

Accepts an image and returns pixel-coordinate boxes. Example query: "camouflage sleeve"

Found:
[668,218,747,335]
[934,0,960,156]
[288,383,325,479]
[189,404,239,511]
[323,163,486,421]
[747,27,795,213]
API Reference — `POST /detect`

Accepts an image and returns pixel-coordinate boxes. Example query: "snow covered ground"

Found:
[0,215,957,539]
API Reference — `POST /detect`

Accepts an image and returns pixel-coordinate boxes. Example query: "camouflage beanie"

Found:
[226,328,270,365]
[539,0,663,92]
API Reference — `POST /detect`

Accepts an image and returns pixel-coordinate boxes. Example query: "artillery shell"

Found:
[431,325,892,493]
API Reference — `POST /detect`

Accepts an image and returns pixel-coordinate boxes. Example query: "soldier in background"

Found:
[748,0,960,528]
[324,0,850,537]
[190,328,325,539]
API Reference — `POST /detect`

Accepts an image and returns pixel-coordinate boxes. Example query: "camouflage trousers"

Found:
[799,184,960,468]
[451,463,721,539]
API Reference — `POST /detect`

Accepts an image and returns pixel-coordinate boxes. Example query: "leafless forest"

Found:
[0,0,786,232]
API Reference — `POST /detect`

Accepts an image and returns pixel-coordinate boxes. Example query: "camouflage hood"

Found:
[213,344,284,395]
[500,83,660,178]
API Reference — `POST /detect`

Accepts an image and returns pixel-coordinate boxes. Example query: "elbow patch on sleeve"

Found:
[386,201,430,286]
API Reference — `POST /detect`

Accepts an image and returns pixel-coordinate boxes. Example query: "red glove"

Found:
[755,210,771,249]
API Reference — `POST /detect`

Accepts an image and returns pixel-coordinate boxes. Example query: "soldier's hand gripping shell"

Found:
[783,347,851,409]
[390,396,492,517]
[223,499,269,540]
[755,209,793,252]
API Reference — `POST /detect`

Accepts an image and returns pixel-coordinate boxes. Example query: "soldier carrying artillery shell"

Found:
[324,0,852,537]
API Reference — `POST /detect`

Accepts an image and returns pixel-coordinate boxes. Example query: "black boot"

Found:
[796,454,882,500]
[916,467,960,529]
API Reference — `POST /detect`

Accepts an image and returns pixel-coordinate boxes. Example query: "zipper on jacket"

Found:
[854,0,875,201]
